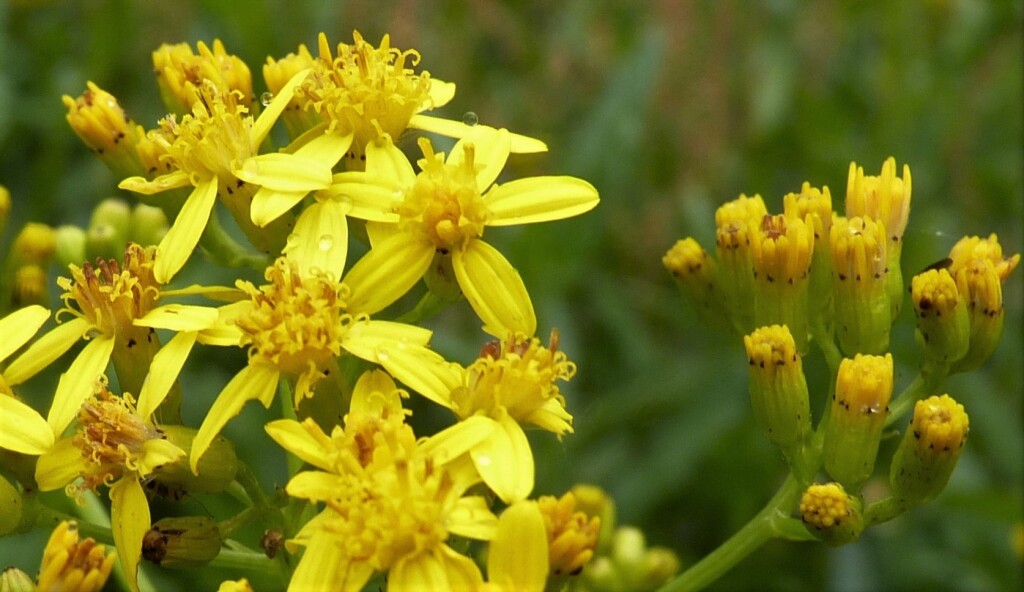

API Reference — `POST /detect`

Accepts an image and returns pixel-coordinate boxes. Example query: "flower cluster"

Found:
[0,31,632,592]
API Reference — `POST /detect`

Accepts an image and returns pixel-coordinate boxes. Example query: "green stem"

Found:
[209,547,285,578]
[864,496,916,527]
[394,290,448,325]
[885,364,948,428]
[658,474,811,592]
[198,210,269,272]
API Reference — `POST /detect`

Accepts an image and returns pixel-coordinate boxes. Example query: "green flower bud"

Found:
[890,394,969,503]
[663,238,730,332]
[10,223,57,267]
[823,354,893,489]
[86,199,131,261]
[639,547,682,590]
[0,473,22,536]
[0,185,10,240]
[911,268,969,368]
[714,194,767,334]
[750,215,815,353]
[55,225,88,269]
[151,426,237,495]
[12,265,48,308]
[571,484,617,555]
[830,216,891,356]
[743,325,811,455]
[127,204,169,247]
[142,516,222,568]
[800,482,864,546]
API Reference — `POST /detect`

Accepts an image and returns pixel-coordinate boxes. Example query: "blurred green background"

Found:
[1,1,1021,590]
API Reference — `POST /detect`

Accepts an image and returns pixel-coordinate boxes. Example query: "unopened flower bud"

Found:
[153,40,253,114]
[715,194,767,333]
[218,579,255,592]
[570,483,617,554]
[846,157,912,320]
[36,520,116,592]
[830,216,891,355]
[127,203,170,247]
[0,473,22,536]
[784,183,834,331]
[143,516,223,568]
[911,268,969,368]
[12,265,48,308]
[86,199,131,261]
[152,425,237,494]
[62,83,148,179]
[663,238,729,331]
[800,482,864,546]
[823,354,893,489]
[0,567,33,592]
[11,222,57,267]
[55,225,88,268]
[264,43,319,138]
[538,491,601,577]
[744,325,812,459]
[890,394,969,503]
[639,547,682,589]
[0,185,10,239]
[750,215,814,352]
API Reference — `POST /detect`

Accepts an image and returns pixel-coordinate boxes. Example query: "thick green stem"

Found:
[658,475,812,592]
[885,364,948,428]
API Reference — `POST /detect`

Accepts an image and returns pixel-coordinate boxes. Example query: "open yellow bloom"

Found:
[185,258,432,472]
[319,128,599,335]
[378,331,576,502]
[152,39,253,114]
[119,70,351,283]
[265,370,497,592]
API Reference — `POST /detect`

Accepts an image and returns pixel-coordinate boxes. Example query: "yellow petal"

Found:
[191,363,280,472]
[134,304,219,331]
[472,415,534,503]
[264,419,333,471]
[155,178,218,284]
[453,240,536,337]
[235,153,331,192]
[525,397,574,436]
[110,478,150,592]
[250,187,307,228]
[137,438,185,477]
[288,529,360,592]
[159,284,245,301]
[343,235,433,315]
[251,68,310,145]
[422,415,496,464]
[3,317,92,386]
[0,395,52,454]
[341,320,433,364]
[365,220,401,248]
[293,129,353,167]
[283,201,349,280]
[364,135,417,186]
[349,369,404,417]
[408,115,548,154]
[35,436,85,491]
[137,331,196,421]
[389,551,447,592]
[118,170,191,195]
[485,176,600,226]
[446,496,499,541]
[489,500,548,592]
[0,305,49,363]
[47,335,115,436]
[196,301,250,346]
[448,127,510,192]
[376,344,461,408]
[323,175,403,222]
[285,471,343,502]
[425,79,456,109]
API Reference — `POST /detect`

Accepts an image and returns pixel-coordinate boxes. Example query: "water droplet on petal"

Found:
[462,111,479,126]
[317,234,334,252]
[377,349,390,363]
[475,454,492,467]
[242,159,260,177]
[260,92,274,106]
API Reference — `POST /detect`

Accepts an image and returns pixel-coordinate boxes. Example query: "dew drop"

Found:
[260,92,274,106]
[462,111,479,127]
[242,159,260,176]
[317,234,334,252]
[475,454,492,467]
[377,350,390,363]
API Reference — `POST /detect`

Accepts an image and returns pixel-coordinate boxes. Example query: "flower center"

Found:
[57,243,160,342]
[397,138,489,251]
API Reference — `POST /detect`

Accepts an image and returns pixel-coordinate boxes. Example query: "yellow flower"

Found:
[152,39,253,114]
[62,82,150,180]
[482,500,549,592]
[36,520,116,592]
[0,305,55,454]
[538,491,602,577]
[265,370,496,592]
[378,331,576,502]
[118,70,350,283]
[322,128,599,335]
[186,258,432,472]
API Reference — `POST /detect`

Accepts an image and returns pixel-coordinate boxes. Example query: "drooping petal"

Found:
[137,331,197,422]
[235,153,331,192]
[196,301,250,347]
[445,495,499,541]
[453,239,536,337]
[137,438,185,477]
[110,477,150,592]
[376,344,462,409]
[349,369,404,417]
[283,200,349,280]
[251,68,310,145]
[35,436,85,491]
[0,395,52,454]
[323,174,403,223]
[118,170,191,195]
[485,176,600,226]
[0,305,49,363]
[448,127,510,192]
[389,551,452,592]
[285,471,344,502]
[421,415,496,464]
[425,79,456,109]
[343,234,433,315]
[154,178,218,284]
[471,415,534,503]
[489,500,548,592]
[293,129,353,167]
[264,419,333,471]
[47,335,115,436]
[191,363,280,472]
[364,135,417,186]
[3,317,92,386]
[134,304,219,331]
[365,220,401,248]
[288,528,360,592]
[408,115,548,154]
[250,187,307,228]
[340,320,433,363]
[525,397,575,436]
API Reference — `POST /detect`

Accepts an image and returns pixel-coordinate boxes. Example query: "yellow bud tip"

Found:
[663,238,709,277]
[744,325,799,368]
[539,491,602,576]
[800,482,856,530]
[949,233,1020,282]
[715,193,767,229]
[912,268,960,316]
[783,182,833,239]
[846,157,911,243]
[910,394,969,458]
[835,353,894,417]
[37,520,116,592]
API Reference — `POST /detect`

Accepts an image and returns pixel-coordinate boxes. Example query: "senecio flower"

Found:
[321,127,599,335]
[37,520,116,592]
[379,331,577,502]
[265,370,498,591]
